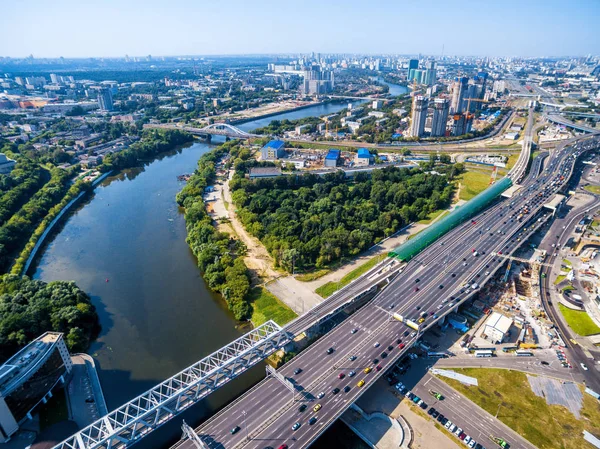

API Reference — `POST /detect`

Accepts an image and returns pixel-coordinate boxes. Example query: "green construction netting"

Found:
[389,176,512,261]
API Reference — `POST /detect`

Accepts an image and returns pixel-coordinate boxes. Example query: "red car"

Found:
[376,365,382,371]
[398,343,405,349]
[338,373,345,379]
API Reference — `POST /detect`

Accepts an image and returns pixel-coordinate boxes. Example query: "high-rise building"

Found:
[410,95,429,138]
[423,61,437,86]
[50,73,59,84]
[97,88,114,112]
[0,332,72,442]
[302,65,334,95]
[451,113,474,136]
[431,98,449,137]
[451,77,469,113]
[407,59,419,79]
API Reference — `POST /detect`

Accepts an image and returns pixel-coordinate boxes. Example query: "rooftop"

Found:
[263,139,285,150]
[357,148,370,158]
[0,332,63,396]
[325,149,341,160]
[484,312,512,334]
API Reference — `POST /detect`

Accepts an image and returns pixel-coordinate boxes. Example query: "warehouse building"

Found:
[324,149,341,167]
[483,312,513,344]
[355,148,371,166]
[260,140,286,160]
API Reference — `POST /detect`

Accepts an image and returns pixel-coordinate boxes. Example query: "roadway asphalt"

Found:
[174,135,600,449]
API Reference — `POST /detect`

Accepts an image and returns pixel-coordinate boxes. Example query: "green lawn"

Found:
[554,274,566,285]
[440,368,600,449]
[457,171,492,201]
[562,258,572,267]
[558,303,600,336]
[295,269,330,282]
[418,209,449,225]
[316,254,387,298]
[249,287,297,326]
[584,185,600,195]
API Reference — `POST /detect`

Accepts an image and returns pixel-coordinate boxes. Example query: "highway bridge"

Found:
[167,136,598,449]
[547,114,598,133]
[144,123,261,140]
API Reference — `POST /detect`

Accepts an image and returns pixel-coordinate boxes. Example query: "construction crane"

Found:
[463,97,490,113]
[490,165,498,185]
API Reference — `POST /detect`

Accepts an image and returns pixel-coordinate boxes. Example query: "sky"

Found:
[1,0,599,58]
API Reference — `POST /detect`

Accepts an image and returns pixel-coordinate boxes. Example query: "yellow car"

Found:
[418,317,425,323]
[570,339,578,346]
[313,404,322,412]
[364,367,372,374]
[357,380,365,387]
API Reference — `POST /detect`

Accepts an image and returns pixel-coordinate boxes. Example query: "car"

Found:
[374,342,380,348]
[398,343,405,349]
[351,328,358,334]
[294,368,302,375]
[388,345,394,351]
[326,347,334,354]
[403,330,410,337]
[437,414,445,422]
[349,355,357,361]
[420,401,427,409]
[357,380,365,387]
[317,391,325,399]
[396,338,402,344]
[448,424,457,433]
[439,285,444,289]
[416,306,421,310]
[344,386,351,393]
[298,404,307,412]
[308,417,317,425]
[85,397,95,403]
[465,436,471,444]
[376,365,382,371]
[231,426,241,435]
[373,359,379,364]
[278,445,288,449]
[414,287,419,292]
[364,367,372,374]
[381,352,388,359]
[581,363,589,370]
[459,433,467,441]
[338,372,345,379]
[416,278,420,283]
[406,391,414,399]
[313,404,322,412]
[428,407,435,415]
[292,422,301,431]
[474,444,483,449]
[410,332,417,338]
[541,361,550,366]
[348,370,356,377]
[445,420,453,429]
[468,440,476,448]
[432,410,440,418]
[332,387,340,394]
[454,427,463,437]
[389,304,395,309]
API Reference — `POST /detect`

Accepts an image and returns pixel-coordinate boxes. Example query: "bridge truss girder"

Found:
[53,321,290,449]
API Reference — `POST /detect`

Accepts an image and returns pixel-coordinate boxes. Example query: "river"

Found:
[33,83,406,448]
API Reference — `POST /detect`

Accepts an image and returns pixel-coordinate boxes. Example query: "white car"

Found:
[374,342,380,348]
[444,420,453,429]
[468,440,476,448]
[454,427,463,437]
[317,391,325,399]
[464,436,471,445]
[581,363,589,371]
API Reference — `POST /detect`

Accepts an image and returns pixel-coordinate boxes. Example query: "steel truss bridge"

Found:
[52,321,290,449]
[143,123,261,139]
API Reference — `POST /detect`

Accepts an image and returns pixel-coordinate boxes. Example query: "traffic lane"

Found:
[414,374,538,449]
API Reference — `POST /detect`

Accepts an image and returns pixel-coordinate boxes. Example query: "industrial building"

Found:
[248,167,283,179]
[431,98,449,137]
[260,140,286,160]
[355,148,371,166]
[483,312,513,344]
[0,332,72,442]
[324,149,341,167]
[410,95,429,137]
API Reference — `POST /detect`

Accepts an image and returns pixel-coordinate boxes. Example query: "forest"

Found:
[0,275,100,362]
[229,165,459,270]
[176,141,253,320]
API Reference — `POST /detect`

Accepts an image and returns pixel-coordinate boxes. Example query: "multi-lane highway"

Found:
[175,135,599,449]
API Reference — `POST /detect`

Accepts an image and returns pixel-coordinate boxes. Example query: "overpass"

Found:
[547,114,598,133]
[144,123,262,140]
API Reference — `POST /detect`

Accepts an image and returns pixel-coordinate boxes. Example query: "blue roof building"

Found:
[355,148,371,166]
[261,140,286,160]
[324,149,341,167]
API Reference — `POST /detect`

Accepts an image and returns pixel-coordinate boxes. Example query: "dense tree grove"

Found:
[0,158,47,226]
[0,275,100,362]
[230,166,458,270]
[100,128,193,172]
[176,141,253,320]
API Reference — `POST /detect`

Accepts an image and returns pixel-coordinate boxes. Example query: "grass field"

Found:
[418,209,448,225]
[440,368,600,449]
[558,303,600,336]
[249,287,297,326]
[295,269,330,282]
[456,171,491,201]
[554,274,566,285]
[316,254,387,298]
[584,185,600,195]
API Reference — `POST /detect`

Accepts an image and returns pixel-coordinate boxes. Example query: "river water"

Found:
[33,82,406,448]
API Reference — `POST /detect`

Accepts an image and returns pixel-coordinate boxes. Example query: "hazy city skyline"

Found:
[1,0,599,59]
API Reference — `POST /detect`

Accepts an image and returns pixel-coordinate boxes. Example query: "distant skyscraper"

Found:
[410,95,429,138]
[407,59,419,79]
[302,65,334,95]
[451,77,469,113]
[50,73,59,84]
[97,88,114,112]
[423,61,437,86]
[431,98,449,137]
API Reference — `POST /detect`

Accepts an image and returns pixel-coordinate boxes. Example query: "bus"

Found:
[474,350,494,358]
[427,352,448,359]
[515,350,533,357]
